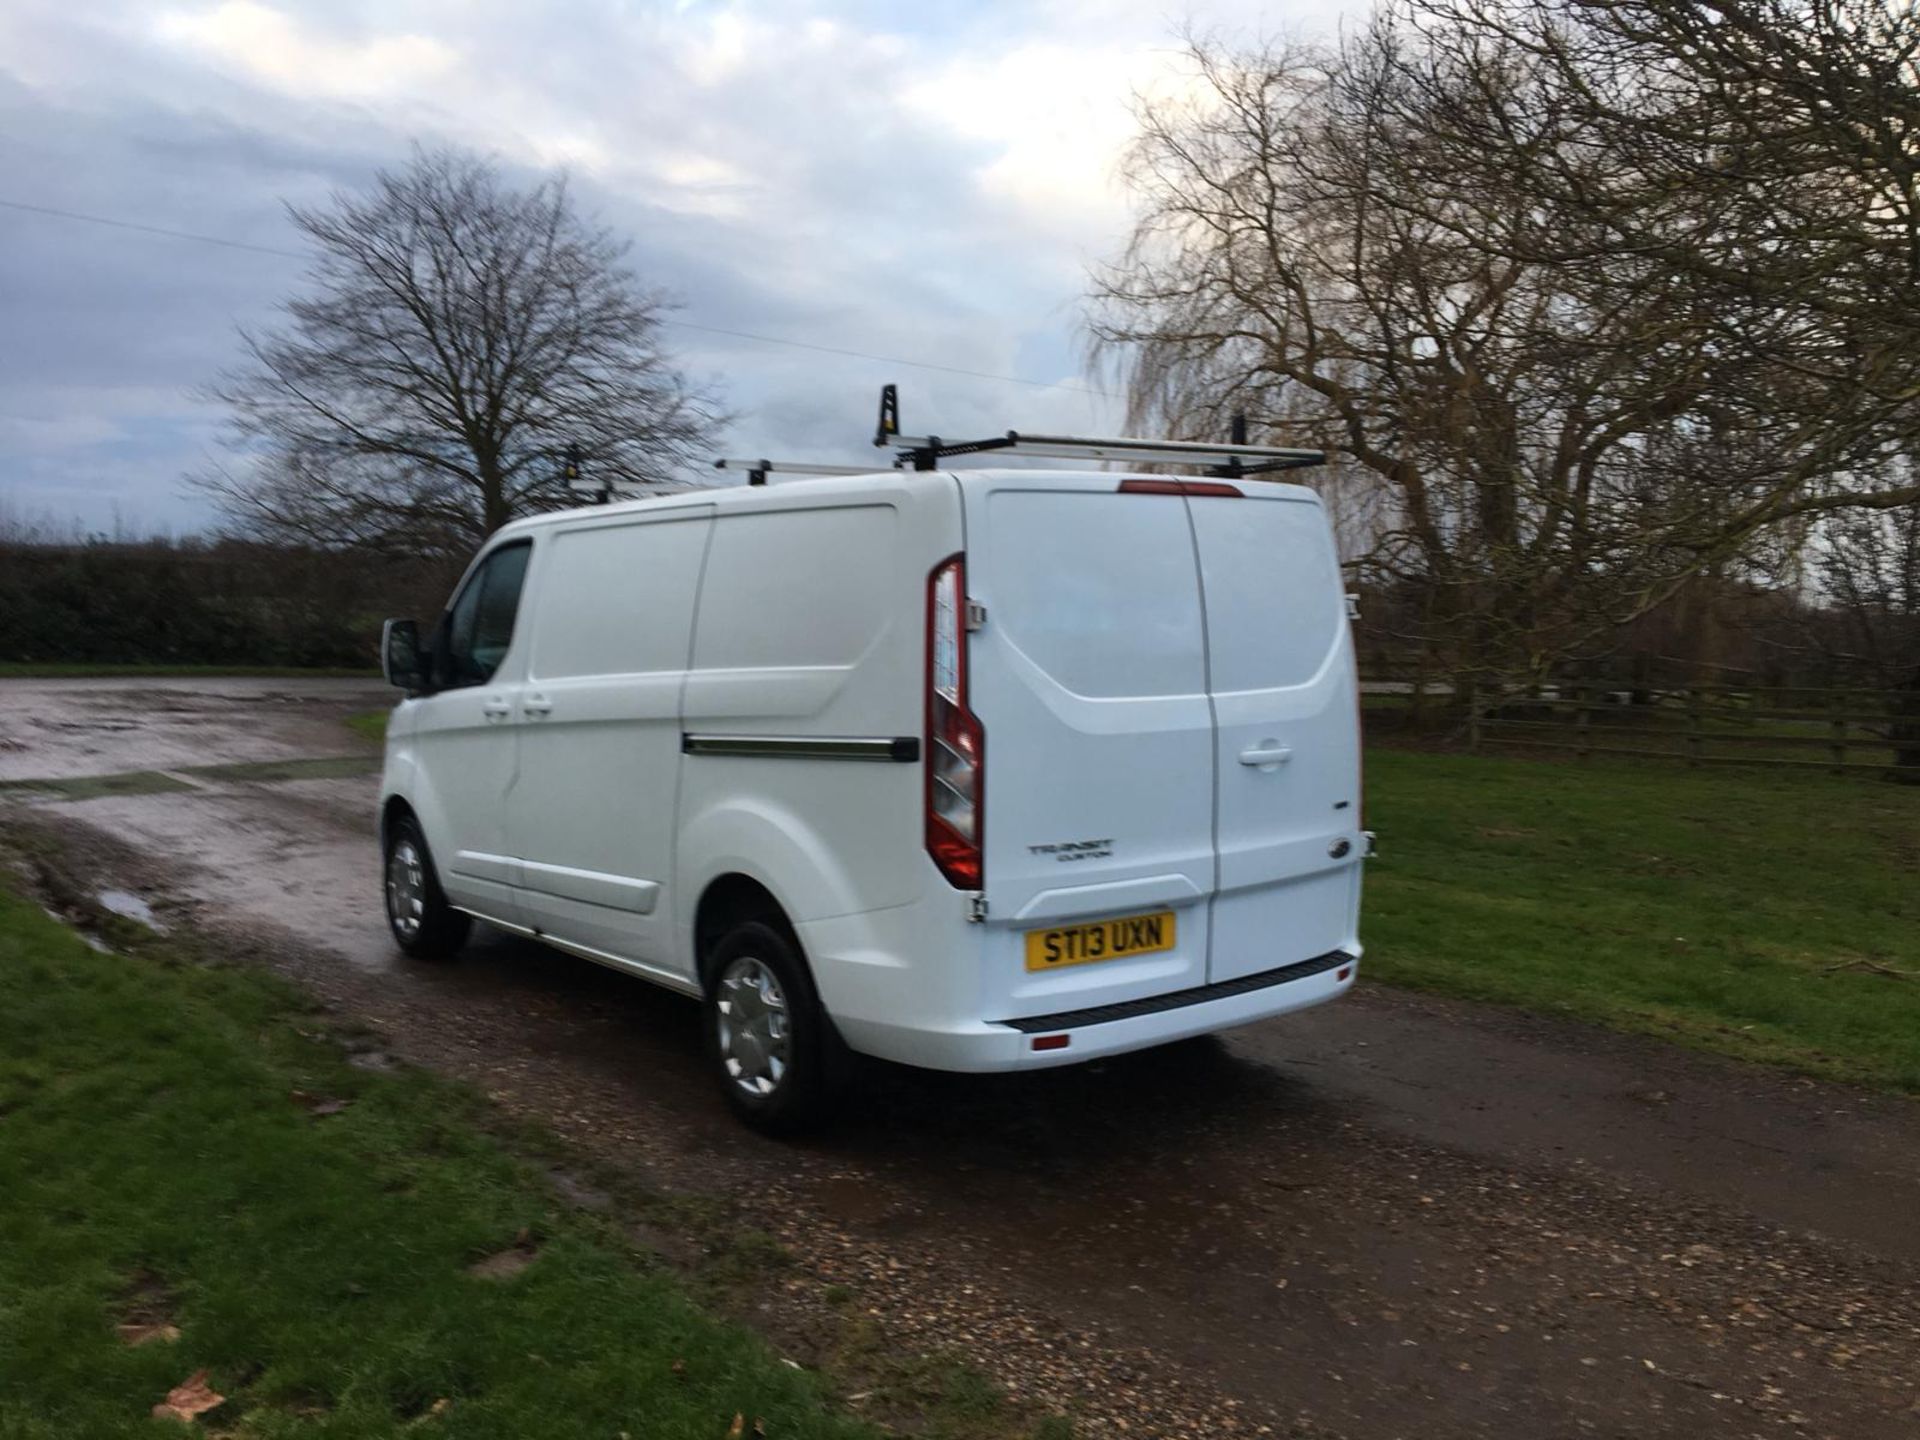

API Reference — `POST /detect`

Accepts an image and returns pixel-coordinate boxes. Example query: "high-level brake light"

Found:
[1117,479,1244,498]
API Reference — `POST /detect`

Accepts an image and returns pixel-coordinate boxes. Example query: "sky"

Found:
[0,0,1349,535]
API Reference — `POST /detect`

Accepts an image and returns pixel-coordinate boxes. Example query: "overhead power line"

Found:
[0,197,308,259]
[0,194,1115,400]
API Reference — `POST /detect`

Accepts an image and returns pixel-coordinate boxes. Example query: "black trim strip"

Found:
[999,949,1354,1033]
[682,734,920,763]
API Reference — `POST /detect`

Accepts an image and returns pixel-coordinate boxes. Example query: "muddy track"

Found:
[4,677,1919,1439]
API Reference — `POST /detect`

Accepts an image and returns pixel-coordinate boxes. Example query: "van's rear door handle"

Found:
[1239,743,1293,768]
[521,695,553,717]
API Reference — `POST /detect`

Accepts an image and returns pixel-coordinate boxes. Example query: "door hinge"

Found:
[966,894,989,922]
[965,599,987,631]
[1345,592,1361,620]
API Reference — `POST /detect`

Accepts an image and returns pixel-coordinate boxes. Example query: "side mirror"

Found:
[381,618,428,692]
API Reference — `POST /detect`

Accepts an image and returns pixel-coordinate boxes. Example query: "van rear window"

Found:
[1189,498,1343,691]
[982,491,1206,700]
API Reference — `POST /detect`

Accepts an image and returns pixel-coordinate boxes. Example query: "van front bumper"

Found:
[829,948,1358,1073]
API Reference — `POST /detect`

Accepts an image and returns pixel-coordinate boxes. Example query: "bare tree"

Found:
[1092,28,1772,685]
[1091,8,1920,689]
[1407,0,1920,538]
[201,148,722,556]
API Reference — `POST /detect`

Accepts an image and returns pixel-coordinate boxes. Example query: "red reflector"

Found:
[1031,1034,1071,1052]
[1117,479,1243,498]
[1337,966,1352,981]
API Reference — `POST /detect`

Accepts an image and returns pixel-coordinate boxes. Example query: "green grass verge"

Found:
[1363,749,1920,1092]
[0,757,380,802]
[346,709,391,744]
[0,664,381,680]
[0,885,890,1440]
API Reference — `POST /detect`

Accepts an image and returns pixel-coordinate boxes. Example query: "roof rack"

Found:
[873,383,1324,477]
[705,386,1326,489]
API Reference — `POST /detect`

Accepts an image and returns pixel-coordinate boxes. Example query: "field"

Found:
[1365,748,1920,1091]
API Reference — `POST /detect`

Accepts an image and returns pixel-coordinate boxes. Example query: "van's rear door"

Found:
[962,475,1216,1020]
[1190,486,1362,983]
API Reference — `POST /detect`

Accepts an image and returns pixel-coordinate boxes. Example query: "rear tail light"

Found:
[926,553,984,888]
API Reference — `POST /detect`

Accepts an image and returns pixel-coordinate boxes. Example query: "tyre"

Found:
[704,918,845,1135]
[382,812,471,959]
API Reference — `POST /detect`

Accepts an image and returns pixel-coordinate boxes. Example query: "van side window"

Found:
[438,541,532,688]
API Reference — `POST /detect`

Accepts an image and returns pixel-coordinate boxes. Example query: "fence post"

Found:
[1687,686,1703,768]
[1575,681,1592,760]
[1466,681,1482,752]
[1830,690,1848,775]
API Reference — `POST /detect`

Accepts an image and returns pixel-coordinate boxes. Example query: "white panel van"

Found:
[378,462,1367,1132]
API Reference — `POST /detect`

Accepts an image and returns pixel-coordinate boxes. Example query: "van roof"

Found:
[494,469,1324,538]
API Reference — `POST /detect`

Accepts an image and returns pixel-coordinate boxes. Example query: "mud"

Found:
[5,676,1919,1439]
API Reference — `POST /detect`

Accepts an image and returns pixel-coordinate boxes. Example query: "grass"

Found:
[0,663,381,680]
[0,771,201,802]
[0,883,895,1440]
[346,709,391,745]
[0,757,379,802]
[1363,748,1920,1092]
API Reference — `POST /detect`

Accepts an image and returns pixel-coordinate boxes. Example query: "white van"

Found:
[378,427,1367,1132]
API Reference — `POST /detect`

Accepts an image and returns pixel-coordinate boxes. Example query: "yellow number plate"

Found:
[1024,911,1176,972]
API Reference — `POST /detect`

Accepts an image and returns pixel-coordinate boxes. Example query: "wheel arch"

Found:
[692,873,806,991]
[379,793,415,847]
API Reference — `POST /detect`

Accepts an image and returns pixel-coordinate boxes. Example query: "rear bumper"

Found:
[830,949,1358,1073]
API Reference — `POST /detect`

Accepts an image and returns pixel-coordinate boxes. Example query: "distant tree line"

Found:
[0,532,459,669]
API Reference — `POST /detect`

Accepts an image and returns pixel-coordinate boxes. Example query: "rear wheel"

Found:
[383,813,471,959]
[704,919,843,1135]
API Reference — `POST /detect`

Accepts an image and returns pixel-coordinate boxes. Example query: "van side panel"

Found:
[675,488,949,994]
[509,509,713,974]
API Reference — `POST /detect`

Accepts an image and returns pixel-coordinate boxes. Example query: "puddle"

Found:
[98,890,166,932]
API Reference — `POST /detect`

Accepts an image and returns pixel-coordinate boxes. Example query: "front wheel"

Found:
[383,813,471,959]
[704,920,844,1135]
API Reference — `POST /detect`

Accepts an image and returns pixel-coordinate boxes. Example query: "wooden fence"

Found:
[1477,682,1916,774]
[1363,677,1919,777]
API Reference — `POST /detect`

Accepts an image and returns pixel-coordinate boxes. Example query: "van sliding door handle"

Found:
[1238,743,1293,768]
[521,696,553,717]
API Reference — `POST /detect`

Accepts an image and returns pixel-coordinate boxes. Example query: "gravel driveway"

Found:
[4,676,1918,1438]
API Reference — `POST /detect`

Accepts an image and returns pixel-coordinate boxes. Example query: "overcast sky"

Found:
[0,0,1349,534]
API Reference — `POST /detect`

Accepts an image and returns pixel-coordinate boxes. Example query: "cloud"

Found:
[0,0,1350,534]
[153,2,459,102]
